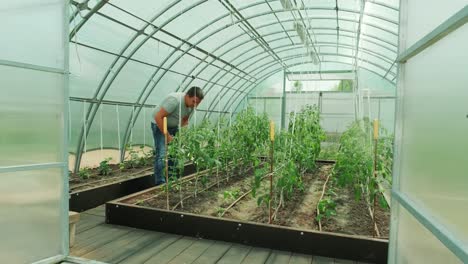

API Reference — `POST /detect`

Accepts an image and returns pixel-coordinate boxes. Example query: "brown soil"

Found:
[321,186,390,238]
[141,167,250,212]
[125,162,391,238]
[69,161,153,192]
[273,165,330,229]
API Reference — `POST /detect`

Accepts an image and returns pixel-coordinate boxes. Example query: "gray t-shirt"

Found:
[152,92,193,128]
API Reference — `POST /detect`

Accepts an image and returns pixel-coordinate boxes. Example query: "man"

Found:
[151,86,204,185]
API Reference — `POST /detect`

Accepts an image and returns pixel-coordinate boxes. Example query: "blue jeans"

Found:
[151,123,178,185]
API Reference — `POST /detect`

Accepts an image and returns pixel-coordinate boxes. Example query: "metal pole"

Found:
[281,71,286,129]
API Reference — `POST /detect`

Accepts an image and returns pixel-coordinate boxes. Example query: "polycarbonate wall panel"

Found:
[0,0,65,69]
[391,1,468,263]
[321,115,354,133]
[405,0,467,48]
[393,204,462,264]
[398,23,468,242]
[321,93,355,133]
[72,13,135,55]
[0,168,64,263]
[321,93,354,114]
[108,0,174,22]
[0,65,65,167]
[69,45,115,98]
[93,104,132,151]
[104,60,155,102]
[69,101,86,153]
[362,98,395,135]
[0,1,66,262]
[147,71,185,102]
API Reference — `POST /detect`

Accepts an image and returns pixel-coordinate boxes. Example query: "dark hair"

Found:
[186,86,204,100]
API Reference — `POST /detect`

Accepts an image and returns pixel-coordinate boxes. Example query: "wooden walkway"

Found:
[71,205,370,264]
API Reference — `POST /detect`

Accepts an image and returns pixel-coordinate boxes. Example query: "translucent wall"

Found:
[247,68,395,134]
[390,1,468,263]
[0,0,68,263]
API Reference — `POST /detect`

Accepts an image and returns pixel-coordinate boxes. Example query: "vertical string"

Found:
[68,100,72,142]
[143,107,146,147]
[116,105,121,160]
[194,106,197,127]
[100,104,103,160]
[130,106,134,145]
[179,92,182,128]
[229,108,232,128]
[83,101,87,153]
[367,90,372,146]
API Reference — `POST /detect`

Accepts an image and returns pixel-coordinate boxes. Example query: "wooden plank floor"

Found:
[71,205,372,264]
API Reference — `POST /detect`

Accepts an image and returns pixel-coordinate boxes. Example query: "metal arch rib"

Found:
[164,18,398,122]
[212,52,397,119]
[174,16,397,101]
[224,59,396,118]
[201,38,396,120]
[219,60,372,118]
[69,0,108,40]
[206,51,396,121]
[202,40,395,119]
[70,40,246,90]
[73,0,197,172]
[129,13,396,133]
[70,0,402,165]
[177,17,394,105]
[93,11,255,83]
[105,1,255,81]
[117,5,277,160]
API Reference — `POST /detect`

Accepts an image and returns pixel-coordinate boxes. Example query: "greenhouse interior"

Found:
[1,0,467,263]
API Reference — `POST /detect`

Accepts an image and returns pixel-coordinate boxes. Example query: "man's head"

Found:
[185,86,204,108]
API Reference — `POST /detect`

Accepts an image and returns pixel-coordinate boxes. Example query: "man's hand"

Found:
[182,116,189,127]
[167,134,174,143]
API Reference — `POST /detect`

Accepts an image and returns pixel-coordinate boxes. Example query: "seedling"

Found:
[78,167,91,180]
[98,157,112,176]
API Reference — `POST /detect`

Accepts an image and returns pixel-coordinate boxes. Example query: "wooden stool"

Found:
[69,211,80,247]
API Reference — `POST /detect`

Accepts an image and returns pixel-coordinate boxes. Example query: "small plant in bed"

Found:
[98,157,112,176]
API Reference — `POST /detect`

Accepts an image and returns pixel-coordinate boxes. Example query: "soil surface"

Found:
[321,185,390,238]
[128,162,390,238]
[141,167,249,212]
[69,161,153,192]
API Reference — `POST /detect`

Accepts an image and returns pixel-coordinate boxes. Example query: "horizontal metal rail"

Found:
[397,6,468,63]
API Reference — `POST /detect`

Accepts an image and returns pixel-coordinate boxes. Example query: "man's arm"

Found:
[155,108,174,142]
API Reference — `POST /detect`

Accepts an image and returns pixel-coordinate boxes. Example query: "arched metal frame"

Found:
[69,0,399,171]
[117,10,399,161]
[201,42,396,120]
[214,55,396,120]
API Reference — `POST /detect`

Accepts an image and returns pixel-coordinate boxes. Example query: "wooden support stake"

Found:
[372,119,379,237]
[269,121,275,224]
[164,117,169,210]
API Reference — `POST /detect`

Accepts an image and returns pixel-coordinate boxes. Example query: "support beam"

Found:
[397,5,468,63]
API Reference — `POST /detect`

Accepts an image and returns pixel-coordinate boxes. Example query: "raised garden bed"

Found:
[106,161,389,263]
[69,163,196,212]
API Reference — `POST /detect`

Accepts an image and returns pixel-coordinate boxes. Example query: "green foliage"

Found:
[216,207,225,216]
[98,157,112,176]
[121,144,153,169]
[333,119,393,206]
[122,143,140,169]
[316,198,337,221]
[223,188,241,201]
[334,80,353,92]
[293,80,303,91]
[318,143,340,160]
[252,105,324,212]
[167,107,269,197]
[286,105,325,172]
[78,167,91,180]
